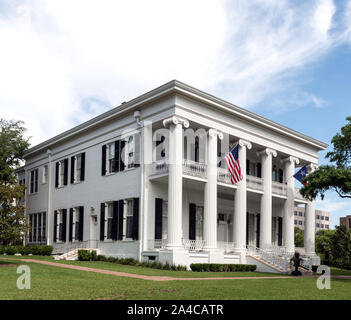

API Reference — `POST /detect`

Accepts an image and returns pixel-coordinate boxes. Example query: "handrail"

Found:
[52,239,98,254]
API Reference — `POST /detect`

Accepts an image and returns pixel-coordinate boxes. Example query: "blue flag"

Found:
[294,165,308,185]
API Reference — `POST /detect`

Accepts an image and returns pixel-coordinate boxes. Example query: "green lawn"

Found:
[0,256,350,300]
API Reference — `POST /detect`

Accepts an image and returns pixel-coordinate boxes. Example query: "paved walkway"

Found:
[2,258,351,282]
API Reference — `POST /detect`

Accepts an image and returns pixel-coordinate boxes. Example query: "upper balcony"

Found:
[150,159,306,201]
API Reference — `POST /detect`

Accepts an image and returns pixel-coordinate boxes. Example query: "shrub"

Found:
[90,250,98,261]
[78,250,91,261]
[190,263,257,272]
[5,246,16,255]
[97,255,107,262]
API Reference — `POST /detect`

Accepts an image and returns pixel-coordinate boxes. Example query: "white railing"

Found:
[272,181,287,196]
[151,159,169,175]
[217,241,236,253]
[52,239,98,255]
[247,175,264,191]
[246,245,292,272]
[182,159,207,178]
[182,239,206,251]
[217,167,233,184]
[294,188,306,201]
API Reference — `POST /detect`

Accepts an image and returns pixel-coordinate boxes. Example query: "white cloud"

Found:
[0,0,350,145]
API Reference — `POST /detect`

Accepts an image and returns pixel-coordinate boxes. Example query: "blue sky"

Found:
[0,0,350,228]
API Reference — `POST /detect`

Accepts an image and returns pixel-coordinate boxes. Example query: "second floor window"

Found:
[71,153,85,183]
[29,169,38,194]
[55,159,68,188]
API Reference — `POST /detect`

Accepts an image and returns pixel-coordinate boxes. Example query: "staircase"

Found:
[246,245,314,275]
[54,248,99,261]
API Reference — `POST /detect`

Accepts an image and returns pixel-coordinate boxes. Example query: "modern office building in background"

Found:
[294,207,330,232]
[340,215,351,229]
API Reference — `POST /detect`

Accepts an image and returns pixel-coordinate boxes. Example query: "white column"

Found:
[282,156,299,253]
[304,163,318,255]
[204,129,223,250]
[257,148,277,249]
[233,139,252,251]
[163,116,189,249]
[46,149,52,245]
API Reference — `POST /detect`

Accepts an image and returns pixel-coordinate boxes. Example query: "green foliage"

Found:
[0,245,52,255]
[300,117,351,200]
[294,227,304,247]
[329,226,351,269]
[78,250,91,261]
[0,118,30,244]
[190,263,256,272]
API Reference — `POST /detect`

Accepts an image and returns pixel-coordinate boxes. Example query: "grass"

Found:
[0,256,351,300]
[1,255,285,278]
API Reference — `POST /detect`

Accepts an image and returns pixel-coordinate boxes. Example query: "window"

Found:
[107,143,115,174]
[55,159,68,188]
[294,220,297,225]
[316,223,320,228]
[321,216,324,220]
[106,202,114,240]
[325,225,329,229]
[102,140,127,175]
[162,200,168,240]
[321,224,324,228]
[325,216,329,221]
[54,209,67,243]
[124,135,140,169]
[29,169,38,194]
[196,206,204,240]
[316,215,320,219]
[294,211,297,216]
[124,199,134,239]
[71,153,85,183]
[42,165,48,184]
[272,165,277,181]
[299,221,303,225]
[299,212,302,217]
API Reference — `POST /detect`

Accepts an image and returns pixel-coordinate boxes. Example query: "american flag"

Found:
[224,144,243,184]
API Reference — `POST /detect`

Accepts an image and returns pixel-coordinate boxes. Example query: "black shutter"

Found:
[70,156,75,184]
[53,210,58,243]
[117,200,124,240]
[120,140,126,172]
[79,206,84,241]
[69,208,73,242]
[189,203,196,240]
[112,201,118,241]
[80,153,85,181]
[246,160,250,175]
[256,214,260,248]
[134,133,140,168]
[278,169,284,183]
[63,159,68,185]
[155,198,163,240]
[278,217,283,246]
[100,203,105,241]
[102,145,107,176]
[246,212,249,246]
[35,169,38,192]
[62,209,67,242]
[257,163,262,178]
[114,140,120,173]
[55,162,59,188]
[132,198,139,240]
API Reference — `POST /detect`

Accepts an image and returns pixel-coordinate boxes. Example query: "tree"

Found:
[0,118,30,244]
[315,229,334,265]
[294,227,304,247]
[300,116,351,200]
[330,226,351,269]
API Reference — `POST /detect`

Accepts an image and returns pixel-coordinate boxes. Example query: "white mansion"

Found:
[19,80,327,272]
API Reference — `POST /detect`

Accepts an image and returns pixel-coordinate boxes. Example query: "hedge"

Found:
[77,251,187,271]
[0,245,53,256]
[190,263,257,272]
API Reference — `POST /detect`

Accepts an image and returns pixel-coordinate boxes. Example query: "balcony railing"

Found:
[182,239,206,251]
[217,167,233,184]
[247,175,264,191]
[182,159,207,178]
[272,181,287,196]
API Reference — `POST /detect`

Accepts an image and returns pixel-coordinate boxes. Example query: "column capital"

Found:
[308,163,318,172]
[281,155,300,165]
[208,129,224,140]
[257,147,277,158]
[238,139,252,150]
[163,116,189,129]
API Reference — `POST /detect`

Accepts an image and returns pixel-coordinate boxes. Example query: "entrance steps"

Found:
[53,248,99,261]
